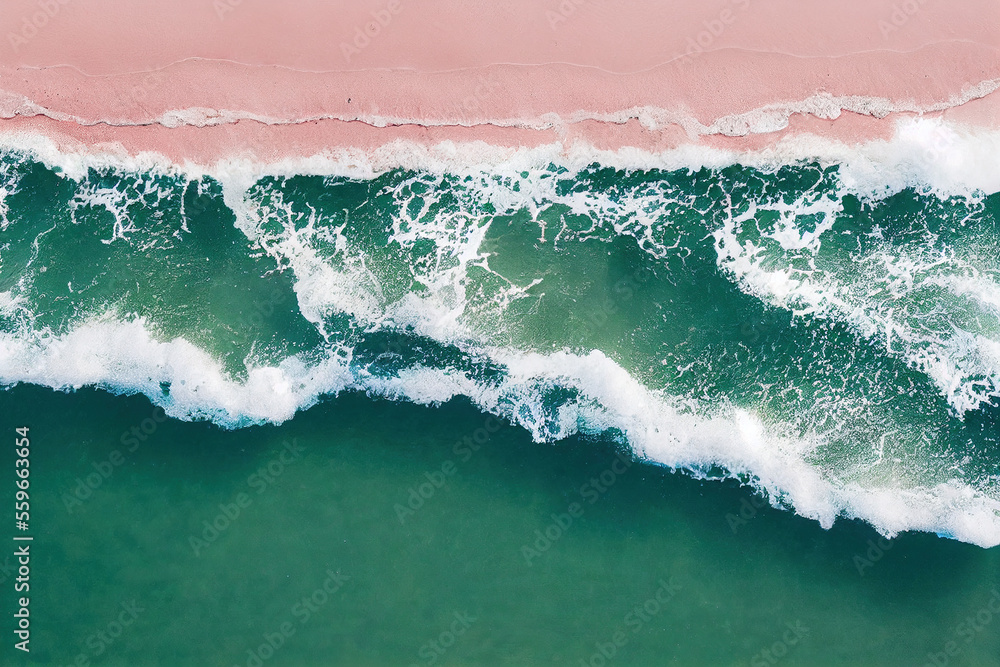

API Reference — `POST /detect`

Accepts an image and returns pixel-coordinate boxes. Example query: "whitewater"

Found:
[1,116,1000,547]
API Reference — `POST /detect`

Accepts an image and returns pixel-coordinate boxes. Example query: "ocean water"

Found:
[1,123,999,664]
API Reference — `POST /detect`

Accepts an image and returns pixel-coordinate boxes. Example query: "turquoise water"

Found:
[2,387,998,665]
[1,147,999,664]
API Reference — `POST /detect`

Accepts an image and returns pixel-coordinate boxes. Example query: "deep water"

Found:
[1,385,998,666]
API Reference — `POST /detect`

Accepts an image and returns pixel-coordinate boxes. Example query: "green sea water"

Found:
[1,145,999,664]
[2,386,999,666]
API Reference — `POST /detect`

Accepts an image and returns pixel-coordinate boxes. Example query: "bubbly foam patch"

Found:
[713,183,1000,416]
[0,156,24,232]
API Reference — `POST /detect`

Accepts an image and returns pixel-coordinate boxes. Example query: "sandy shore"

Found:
[0,0,998,164]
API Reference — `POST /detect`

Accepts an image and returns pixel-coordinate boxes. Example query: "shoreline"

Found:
[0,0,997,164]
[4,112,1000,201]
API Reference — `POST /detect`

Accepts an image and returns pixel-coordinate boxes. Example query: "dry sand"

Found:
[0,0,997,164]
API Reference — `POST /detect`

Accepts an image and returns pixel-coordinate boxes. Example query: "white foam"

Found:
[2,110,1000,198]
[1,313,997,547]
[0,291,27,318]
[0,317,354,424]
[3,75,997,139]
[3,116,1000,548]
[0,156,22,230]
[210,127,1000,422]
[713,187,1000,415]
[706,79,1000,136]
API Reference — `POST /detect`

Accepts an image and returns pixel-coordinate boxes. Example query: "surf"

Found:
[1,117,999,547]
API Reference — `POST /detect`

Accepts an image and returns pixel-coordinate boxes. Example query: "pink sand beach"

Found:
[0,0,997,164]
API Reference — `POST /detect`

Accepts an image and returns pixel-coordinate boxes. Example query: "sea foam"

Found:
[1,114,999,197]
[1,116,1000,548]
[1,314,999,547]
